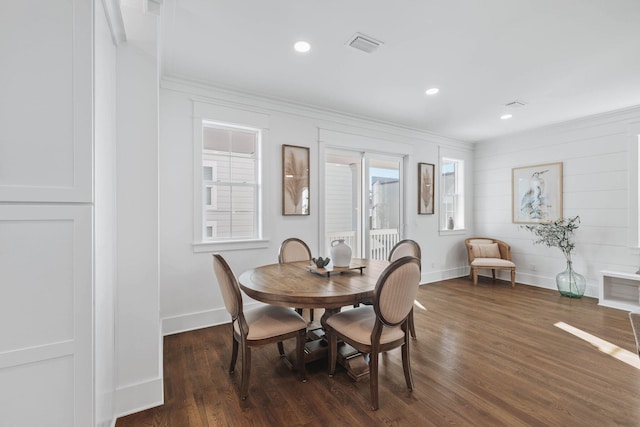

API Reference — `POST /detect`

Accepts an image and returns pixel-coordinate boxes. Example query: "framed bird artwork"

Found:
[512,162,563,224]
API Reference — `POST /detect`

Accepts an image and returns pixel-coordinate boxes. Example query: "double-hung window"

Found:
[440,157,464,231]
[201,121,261,242]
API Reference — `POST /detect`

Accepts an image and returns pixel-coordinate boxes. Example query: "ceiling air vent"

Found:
[504,100,527,108]
[346,33,383,54]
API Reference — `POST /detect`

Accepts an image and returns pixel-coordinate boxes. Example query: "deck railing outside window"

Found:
[326,229,399,261]
[369,229,399,260]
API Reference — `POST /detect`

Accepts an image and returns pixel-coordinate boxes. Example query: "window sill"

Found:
[192,238,270,253]
[438,229,467,236]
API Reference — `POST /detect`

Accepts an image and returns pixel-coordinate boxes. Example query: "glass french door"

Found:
[323,148,403,260]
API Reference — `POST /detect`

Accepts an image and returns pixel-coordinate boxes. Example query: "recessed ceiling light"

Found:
[294,41,311,53]
[500,114,513,120]
[425,87,439,95]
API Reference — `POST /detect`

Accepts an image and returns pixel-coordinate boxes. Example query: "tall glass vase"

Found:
[556,260,586,298]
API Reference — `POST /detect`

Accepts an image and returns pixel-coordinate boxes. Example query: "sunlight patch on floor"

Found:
[414,300,427,311]
[554,321,640,369]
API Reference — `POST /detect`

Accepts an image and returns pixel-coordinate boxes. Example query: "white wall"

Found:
[474,106,640,297]
[95,1,118,425]
[0,1,94,426]
[114,2,163,418]
[159,78,475,335]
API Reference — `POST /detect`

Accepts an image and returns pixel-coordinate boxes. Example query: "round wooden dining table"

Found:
[237,258,390,310]
[238,257,390,381]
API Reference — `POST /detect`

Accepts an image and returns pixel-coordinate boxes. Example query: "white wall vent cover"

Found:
[346,33,383,53]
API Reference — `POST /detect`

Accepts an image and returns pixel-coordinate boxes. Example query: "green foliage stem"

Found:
[522,216,580,262]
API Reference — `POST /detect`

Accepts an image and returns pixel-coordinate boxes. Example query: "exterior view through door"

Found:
[324,149,403,260]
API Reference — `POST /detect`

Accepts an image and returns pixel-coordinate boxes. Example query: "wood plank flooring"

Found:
[116,278,640,426]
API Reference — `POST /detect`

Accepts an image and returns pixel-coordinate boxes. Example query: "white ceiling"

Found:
[160,0,640,142]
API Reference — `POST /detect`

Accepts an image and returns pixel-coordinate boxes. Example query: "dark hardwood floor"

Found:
[116,278,640,426]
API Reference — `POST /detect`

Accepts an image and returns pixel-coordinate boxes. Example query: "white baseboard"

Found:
[114,377,164,419]
[514,271,597,298]
[423,268,597,298]
[162,307,228,336]
[162,301,262,336]
[96,389,115,427]
[514,271,556,289]
[421,266,468,284]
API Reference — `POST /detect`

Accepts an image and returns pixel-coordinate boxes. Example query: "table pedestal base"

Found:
[336,343,369,382]
[286,322,369,381]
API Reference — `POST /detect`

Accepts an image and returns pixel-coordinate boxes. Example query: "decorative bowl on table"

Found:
[312,257,331,268]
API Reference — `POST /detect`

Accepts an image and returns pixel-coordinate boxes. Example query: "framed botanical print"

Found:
[418,162,435,215]
[282,144,310,215]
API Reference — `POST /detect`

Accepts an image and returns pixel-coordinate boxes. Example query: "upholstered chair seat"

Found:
[236,305,309,340]
[471,258,516,268]
[325,307,405,345]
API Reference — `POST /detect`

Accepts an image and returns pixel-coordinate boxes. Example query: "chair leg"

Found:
[511,270,516,287]
[296,329,307,382]
[492,269,496,281]
[408,309,417,340]
[369,352,379,410]
[240,343,251,400]
[277,341,285,357]
[472,268,478,285]
[240,344,251,400]
[402,337,414,392]
[229,335,239,373]
[310,308,314,322]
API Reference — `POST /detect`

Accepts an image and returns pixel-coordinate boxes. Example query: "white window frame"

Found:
[440,157,464,231]
[438,144,470,236]
[202,121,261,240]
[192,101,270,252]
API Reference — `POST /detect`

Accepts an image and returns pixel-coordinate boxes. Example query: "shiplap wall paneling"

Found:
[473,108,640,297]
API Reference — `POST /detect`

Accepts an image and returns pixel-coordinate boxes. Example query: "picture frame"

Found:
[282,144,310,215]
[512,162,563,224]
[418,162,435,215]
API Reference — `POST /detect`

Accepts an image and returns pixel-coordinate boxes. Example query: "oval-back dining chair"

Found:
[323,256,421,410]
[388,239,422,262]
[212,253,307,400]
[278,237,313,264]
[278,238,316,320]
[388,239,422,340]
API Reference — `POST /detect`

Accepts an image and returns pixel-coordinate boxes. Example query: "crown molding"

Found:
[161,75,471,150]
